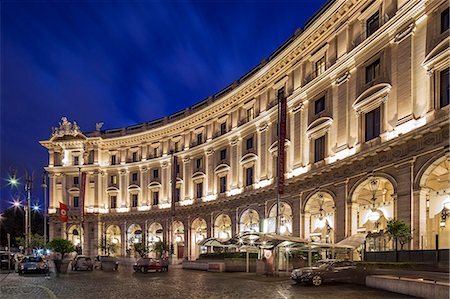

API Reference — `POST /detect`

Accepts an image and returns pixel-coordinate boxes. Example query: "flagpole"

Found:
[78,167,83,254]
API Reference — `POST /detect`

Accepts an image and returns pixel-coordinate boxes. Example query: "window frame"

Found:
[131,194,138,207]
[440,68,450,108]
[246,137,254,150]
[131,172,138,182]
[220,122,227,135]
[315,56,326,78]
[220,149,227,161]
[365,59,380,84]
[245,167,254,187]
[110,195,117,209]
[366,11,380,38]
[219,176,227,194]
[196,182,203,199]
[314,96,326,115]
[364,106,381,142]
[441,7,449,34]
[153,191,159,205]
[73,196,79,208]
[314,135,326,163]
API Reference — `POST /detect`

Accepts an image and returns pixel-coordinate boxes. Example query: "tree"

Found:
[134,242,149,258]
[98,237,117,256]
[16,233,45,250]
[152,241,169,258]
[386,219,412,262]
[47,238,75,259]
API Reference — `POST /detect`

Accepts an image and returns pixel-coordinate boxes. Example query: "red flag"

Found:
[277,87,286,195]
[59,202,68,223]
[80,172,86,225]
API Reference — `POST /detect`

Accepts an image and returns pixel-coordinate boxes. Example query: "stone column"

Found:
[161,160,169,202]
[413,187,428,249]
[230,137,240,190]
[304,212,311,240]
[301,101,309,165]
[141,167,148,206]
[122,221,127,257]
[257,122,268,180]
[183,157,191,199]
[334,182,347,242]
[291,196,301,237]
[395,160,414,249]
[120,170,128,208]
[206,148,215,196]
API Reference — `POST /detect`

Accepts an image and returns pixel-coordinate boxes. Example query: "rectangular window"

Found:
[365,59,380,84]
[366,11,380,37]
[246,137,254,150]
[220,122,227,135]
[196,182,203,199]
[365,107,381,141]
[314,136,325,163]
[73,176,79,186]
[219,176,227,194]
[110,196,117,209]
[314,96,326,114]
[132,194,138,207]
[132,152,138,162]
[440,68,450,108]
[315,56,326,77]
[73,196,79,208]
[153,147,158,158]
[153,169,159,179]
[197,133,203,145]
[246,107,254,122]
[220,149,227,160]
[246,167,254,187]
[174,141,180,152]
[131,172,138,182]
[153,191,159,205]
[111,154,117,165]
[110,175,117,185]
[73,156,79,166]
[196,157,203,169]
[442,7,449,33]
[176,164,180,175]
[175,188,180,202]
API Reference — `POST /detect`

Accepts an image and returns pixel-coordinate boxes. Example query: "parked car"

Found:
[133,258,167,273]
[291,259,357,286]
[0,252,15,270]
[94,255,119,271]
[18,256,49,274]
[72,255,93,271]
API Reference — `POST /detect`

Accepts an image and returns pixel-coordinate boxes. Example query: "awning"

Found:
[336,233,367,249]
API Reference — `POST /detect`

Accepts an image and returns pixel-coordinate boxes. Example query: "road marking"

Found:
[277,290,288,299]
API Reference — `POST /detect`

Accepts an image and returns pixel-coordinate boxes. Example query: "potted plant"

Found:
[386,219,412,262]
[48,238,75,273]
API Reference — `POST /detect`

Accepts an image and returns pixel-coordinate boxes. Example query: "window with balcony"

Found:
[131,172,138,182]
[441,7,449,33]
[219,176,227,194]
[73,176,79,186]
[110,175,117,185]
[153,147,159,158]
[132,152,138,162]
[73,196,79,208]
[220,122,227,135]
[153,169,159,179]
[196,133,203,145]
[314,96,326,115]
[153,191,159,205]
[73,156,79,166]
[314,135,325,163]
[196,182,203,199]
[365,107,381,141]
[246,137,254,150]
[366,11,380,37]
[175,188,180,202]
[315,56,326,78]
[111,154,117,165]
[220,149,227,161]
[365,59,380,84]
[196,157,203,169]
[246,107,255,122]
[245,167,254,187]
[440,68,449,108]
[132,194,138,207]
[110,196,117,209]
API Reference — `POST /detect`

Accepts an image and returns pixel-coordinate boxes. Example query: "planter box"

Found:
[208,262,225,272]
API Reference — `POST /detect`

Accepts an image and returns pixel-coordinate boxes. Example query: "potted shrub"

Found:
[48,238,75,273]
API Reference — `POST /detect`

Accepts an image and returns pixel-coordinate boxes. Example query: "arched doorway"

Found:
[303,192,335,243]
[172,221,184,262]
[67,225,82,248]
[419,157,450,249]
[105,225,121,256]
[214,214,232,240]
[148,222,164,258]
[239,209,260,233]
[268,202,293,235]
[190,218,207,260]
[127,224,142,257]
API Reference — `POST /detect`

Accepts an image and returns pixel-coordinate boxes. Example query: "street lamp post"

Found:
[42,172,48,245]
[25,173,33,255]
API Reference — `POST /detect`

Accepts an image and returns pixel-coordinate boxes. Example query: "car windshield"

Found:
[313,261,332,268]
[24,257,42,263]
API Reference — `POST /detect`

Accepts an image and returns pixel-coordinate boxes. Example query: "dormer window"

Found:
[365,59,380,84]
[366,11,380,37]
[314,96,326,115]
[441,7,449,33]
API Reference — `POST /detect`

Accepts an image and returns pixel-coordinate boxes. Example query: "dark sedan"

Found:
[291,259,358,286]
[18,256,49,274]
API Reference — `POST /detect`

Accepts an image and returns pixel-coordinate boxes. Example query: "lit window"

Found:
[367,11,380,37]
[153,191,159,205]
[196,182,203,199]
[220,149,227,160]
[111,154,117,165]
[219,176,227,194]
[73,156,79,166]
[441,7,449,33]
[315,56,326,77]
[314,136,325,163]
[110,196,117,209]
[132,172,138,182]
[246,167,254,187]
[314,96,325,114]
[440,68,449,108]
[246,107,254,122]
[365,59,380,84]
[110,175,117,185]
[132,194,138,207]
[174,141,180,152]
[246,137,254,150]
[73,196,79,208]
[220,122,227,135]
[365,107,381,141]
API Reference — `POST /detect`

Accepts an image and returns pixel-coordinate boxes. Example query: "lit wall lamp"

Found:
[440,198,450,228]
[367,177,381,222]
[316,193,326,229]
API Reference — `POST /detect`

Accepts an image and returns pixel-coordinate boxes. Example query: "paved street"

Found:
[0,262,418,299]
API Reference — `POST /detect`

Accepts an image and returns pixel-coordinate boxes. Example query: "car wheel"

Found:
[311,275,323,286]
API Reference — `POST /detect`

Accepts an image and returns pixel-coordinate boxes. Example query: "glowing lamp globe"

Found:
[175,235,182,243]
[316,218,326,229]
[368,210,380,222]
[279,224,287,234]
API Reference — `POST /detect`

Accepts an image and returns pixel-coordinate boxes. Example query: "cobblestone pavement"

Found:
[0,265,418,299]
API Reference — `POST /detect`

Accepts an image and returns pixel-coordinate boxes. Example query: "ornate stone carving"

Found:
[335,71,351,85]
[258,122,269,132]
[230,137,240,146]
[206,148,214,156]
[51,117,81,138]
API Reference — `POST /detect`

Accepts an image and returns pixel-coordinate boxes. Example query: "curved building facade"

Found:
[41,0,450,260]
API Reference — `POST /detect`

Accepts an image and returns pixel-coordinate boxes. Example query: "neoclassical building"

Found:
[41,0,449,260]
